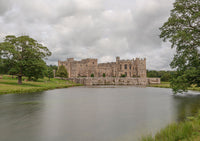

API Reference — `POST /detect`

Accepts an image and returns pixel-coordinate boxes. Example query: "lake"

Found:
[0,86,200,141]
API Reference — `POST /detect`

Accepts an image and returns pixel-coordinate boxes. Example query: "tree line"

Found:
[147,70,176,82]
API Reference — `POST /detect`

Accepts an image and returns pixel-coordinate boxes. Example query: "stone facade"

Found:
[58,57,146,78]
[65,77,160,86]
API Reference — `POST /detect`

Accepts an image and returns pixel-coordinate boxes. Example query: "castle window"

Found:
[93,62,94,64]
[129,65,131,70]
[120,65,122,70]
[125,64,127,69]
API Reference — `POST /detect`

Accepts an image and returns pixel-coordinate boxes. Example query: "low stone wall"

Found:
[66,77,160,86]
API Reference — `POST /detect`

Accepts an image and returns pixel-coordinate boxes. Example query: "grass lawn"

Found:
[148,82,170,88]
[0,75,81,94]
[148,81,200,92]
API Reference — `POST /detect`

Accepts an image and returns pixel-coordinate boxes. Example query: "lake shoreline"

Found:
[2,83,199,95]
[148,82,200,92]
[0,75,82,95]
[0,84,81,95]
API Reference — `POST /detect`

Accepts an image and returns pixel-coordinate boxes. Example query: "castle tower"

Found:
[116,56,120,63]
[136,58,146,78]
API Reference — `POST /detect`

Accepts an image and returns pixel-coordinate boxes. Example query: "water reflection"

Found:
[173,94,200,121]
[0,87,199,141]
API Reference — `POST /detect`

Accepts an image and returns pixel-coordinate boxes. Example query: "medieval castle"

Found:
[58,57,146,78]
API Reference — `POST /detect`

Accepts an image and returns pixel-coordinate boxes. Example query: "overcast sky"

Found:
[0,0,176,70]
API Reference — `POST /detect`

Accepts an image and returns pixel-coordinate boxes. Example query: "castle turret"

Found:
[116,56,120,63]
[58,60,61,66]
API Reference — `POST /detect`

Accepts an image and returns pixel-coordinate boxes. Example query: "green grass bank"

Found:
[140,112,200,141]
[148,82,200,92]
[0,75,81,94]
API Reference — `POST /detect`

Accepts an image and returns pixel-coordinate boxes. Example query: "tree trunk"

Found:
[18,66,23,84]
[18,75,22,85]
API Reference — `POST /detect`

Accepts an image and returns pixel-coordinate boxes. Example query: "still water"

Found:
[0,86,200,141]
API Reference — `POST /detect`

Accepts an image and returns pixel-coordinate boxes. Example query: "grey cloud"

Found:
[0,0,12,15]
[0,0,175,70]
[126,0,173,53]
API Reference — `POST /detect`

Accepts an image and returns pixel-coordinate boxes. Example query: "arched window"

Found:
[129,64,131,70]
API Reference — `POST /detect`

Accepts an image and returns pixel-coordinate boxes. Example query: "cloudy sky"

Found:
[0,0,175,70]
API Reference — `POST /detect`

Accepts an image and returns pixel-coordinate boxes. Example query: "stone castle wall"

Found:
[58,57,147,78]
[66,77,160,86]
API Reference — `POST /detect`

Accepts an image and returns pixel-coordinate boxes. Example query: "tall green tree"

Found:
[56,65,68,79]
[0,35,51,84]
[46,66,54,80]
[24,59,47,81]
[45,65,57,80]
[48,65,58,71]
[0,43,9,74]
[0,59,9,74]
[160,0,200,93]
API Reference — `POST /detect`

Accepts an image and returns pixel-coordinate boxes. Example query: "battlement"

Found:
[67,58,74,62]
[133,58,146,61]
[81,58,97,61]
